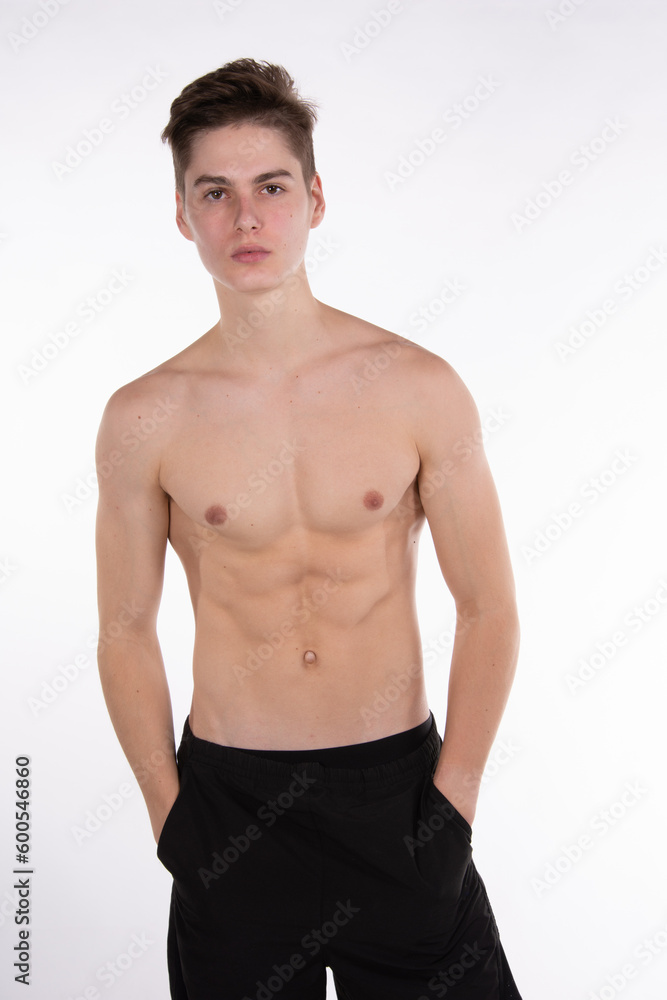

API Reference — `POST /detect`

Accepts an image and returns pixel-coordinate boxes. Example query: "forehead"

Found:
[186,123,296,180]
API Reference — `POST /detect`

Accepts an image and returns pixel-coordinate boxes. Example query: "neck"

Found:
[211,263,328,375]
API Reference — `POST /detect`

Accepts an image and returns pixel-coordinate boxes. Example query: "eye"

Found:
[262,184,284,195]
[205,189,225,200]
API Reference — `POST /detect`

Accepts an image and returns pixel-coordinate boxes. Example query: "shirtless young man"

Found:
[95,58,523,999]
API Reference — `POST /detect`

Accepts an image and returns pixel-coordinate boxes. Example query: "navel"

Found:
[363,490,384,511]
[204,504,228,526]
[304,650,317,664]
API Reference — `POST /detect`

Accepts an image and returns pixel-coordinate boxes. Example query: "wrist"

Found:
[148,781,180,843]
[141,767,180,841]
[432,761,482,827]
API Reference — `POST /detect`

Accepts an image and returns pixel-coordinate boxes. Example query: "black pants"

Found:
[157,713,523,999]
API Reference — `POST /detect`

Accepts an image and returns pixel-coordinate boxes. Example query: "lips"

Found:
[232,245,270,262]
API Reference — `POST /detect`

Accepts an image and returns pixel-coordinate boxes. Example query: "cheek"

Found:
[189,224,228,274]
[278,207,310,252]
[190,215,229,258]
[182,210,206,241]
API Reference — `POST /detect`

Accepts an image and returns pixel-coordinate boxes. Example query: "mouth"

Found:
[231,245,270,263]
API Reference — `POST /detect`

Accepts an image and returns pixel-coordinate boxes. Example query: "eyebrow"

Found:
[192,169,295,188]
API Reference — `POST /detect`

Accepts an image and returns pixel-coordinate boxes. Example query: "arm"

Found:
[415,359,520,827]
[95,383,179,843]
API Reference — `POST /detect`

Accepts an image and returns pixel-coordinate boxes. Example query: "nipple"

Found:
[205,504,227,526]
[303,650,317,664]
[363,490,384,511]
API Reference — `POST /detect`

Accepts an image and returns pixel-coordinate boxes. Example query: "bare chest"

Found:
[160,385,421,547]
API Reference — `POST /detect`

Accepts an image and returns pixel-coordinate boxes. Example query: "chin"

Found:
[213,272,282,295]
[218,263,301,294]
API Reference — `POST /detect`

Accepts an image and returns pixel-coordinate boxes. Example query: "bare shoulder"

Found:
[329,306,476,420]
[97,370,181,453]
[97,329,212,436]
[104,368,183,413]
[95,349,201,482]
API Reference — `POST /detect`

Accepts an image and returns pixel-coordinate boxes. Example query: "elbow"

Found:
[455,594,519,628]
[455,598,520,658]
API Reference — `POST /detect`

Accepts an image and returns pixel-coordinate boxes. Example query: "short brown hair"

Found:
[161,58,318,194]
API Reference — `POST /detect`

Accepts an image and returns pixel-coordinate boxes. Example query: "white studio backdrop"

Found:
[1,0,666,997]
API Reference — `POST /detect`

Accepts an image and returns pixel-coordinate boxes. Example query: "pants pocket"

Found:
[156,764,190,874]
[425,775,473,839]
[411,774,473,900]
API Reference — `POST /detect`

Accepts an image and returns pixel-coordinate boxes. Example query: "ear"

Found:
[309,173,326,231]
[175,190,194,242]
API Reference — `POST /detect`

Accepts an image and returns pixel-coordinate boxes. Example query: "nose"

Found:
[234,194,261,233]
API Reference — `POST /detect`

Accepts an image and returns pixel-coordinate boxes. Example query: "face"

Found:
[175,123,325,294]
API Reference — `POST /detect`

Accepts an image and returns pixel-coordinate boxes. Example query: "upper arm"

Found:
[95,382,171,643]
[413,356,516,613]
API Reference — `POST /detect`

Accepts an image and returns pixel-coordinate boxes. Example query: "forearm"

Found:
[433,603,520,823]
[97,634,179,841]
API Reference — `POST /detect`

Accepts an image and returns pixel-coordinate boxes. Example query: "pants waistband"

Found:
[177,713,442,791]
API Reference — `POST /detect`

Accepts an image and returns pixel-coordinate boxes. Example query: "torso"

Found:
[152,306,431,748]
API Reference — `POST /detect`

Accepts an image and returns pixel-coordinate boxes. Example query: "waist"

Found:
[230,712,433,767]
[178,711,441,789]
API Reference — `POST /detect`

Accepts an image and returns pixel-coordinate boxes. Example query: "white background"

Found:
[2,0,667,997]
